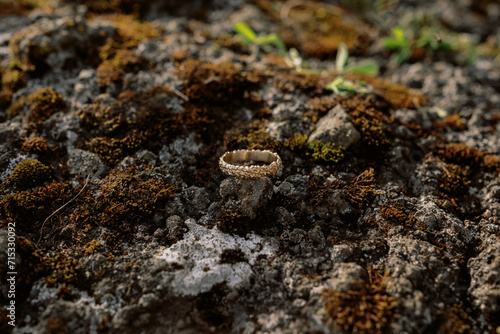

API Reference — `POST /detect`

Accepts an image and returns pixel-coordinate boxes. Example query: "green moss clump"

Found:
[323,269,397,334]
[439,164,469,197]
[176,60,261,104]
[84,239,100,255]
[381,201,417,228]
[7,96,27,118]
[88,136,142,165]
[284,133,308,152]
[44,253,88,289]
[8,159,50,188]
[343,168,376,210]
[27,87,65,125]
[307,141,345,163]
[1,59,27,92]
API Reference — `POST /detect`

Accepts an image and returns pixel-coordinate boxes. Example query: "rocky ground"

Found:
[0,0,499,333]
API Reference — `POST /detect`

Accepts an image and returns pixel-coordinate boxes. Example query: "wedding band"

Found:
[219,149,282,179]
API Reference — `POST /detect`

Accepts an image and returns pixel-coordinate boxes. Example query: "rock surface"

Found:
[0,1,498,333]
[307,105,361,149]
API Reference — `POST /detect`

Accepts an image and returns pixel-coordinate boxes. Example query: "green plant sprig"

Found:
[234,22,379,77]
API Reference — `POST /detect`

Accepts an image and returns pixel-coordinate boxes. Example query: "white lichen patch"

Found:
[155,219,278,296]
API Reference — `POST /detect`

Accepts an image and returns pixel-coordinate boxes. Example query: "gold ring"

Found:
[219,149,282,179]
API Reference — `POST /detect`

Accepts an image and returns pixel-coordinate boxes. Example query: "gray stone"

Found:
[468,242,500,317]
[155,219,277,296]
[67,147,108,179]
[220,177,273,219]
[73,69,98,105]
[328,263,368,293]
[307,105,361,149]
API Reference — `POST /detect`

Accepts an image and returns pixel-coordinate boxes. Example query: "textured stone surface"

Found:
[307,105,361,149]
[0,1,498,333]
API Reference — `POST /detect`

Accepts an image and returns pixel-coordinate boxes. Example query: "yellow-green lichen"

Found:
[307,141,345,163]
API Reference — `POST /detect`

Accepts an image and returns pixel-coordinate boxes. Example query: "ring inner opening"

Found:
[224,151,277,166]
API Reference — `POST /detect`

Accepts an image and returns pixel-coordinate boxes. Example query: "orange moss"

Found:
[433,143,483,167]
[344,168,376,210]
[439,164,470,197]
[381,201,417,228]
[439,304,471,334]
[46,317,67,334]
[176,60,262,104]
[71,168,175,234]
[20,137,53,154]
[483,154,500,171]
[96,14,161,58]
[273,72,335,96]
[97,61,125,88]
[338,95,392,149]
[1,181,76,226]
[346,73,427,109]
[323,269,397,333]
[281,3,360,59]
[79,91,182,164]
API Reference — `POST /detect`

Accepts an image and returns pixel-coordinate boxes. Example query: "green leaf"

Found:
[268,33,288,55]
[326,76,344,90]
[383,37,404,49]
[346,60,379,76]
[336,42,349,73]
[234,22,257,43]
[392,27,406,42]
[394,47,412,64]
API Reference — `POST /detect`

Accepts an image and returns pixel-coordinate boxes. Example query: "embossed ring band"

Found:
[219,149,282,179]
